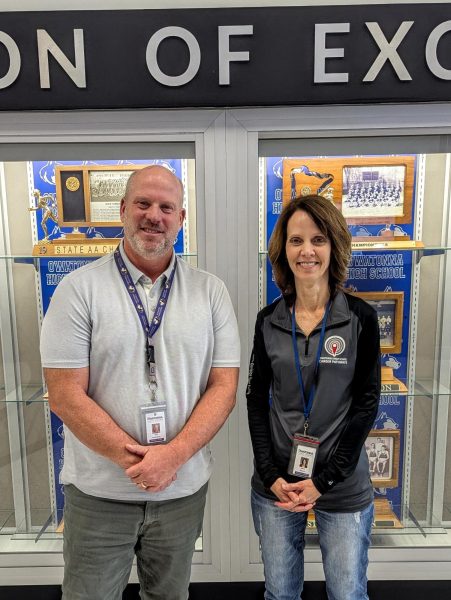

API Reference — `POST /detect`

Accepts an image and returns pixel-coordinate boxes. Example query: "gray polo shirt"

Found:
[40,244,240,501]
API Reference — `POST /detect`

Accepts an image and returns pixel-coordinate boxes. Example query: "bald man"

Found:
[41,166,240,600]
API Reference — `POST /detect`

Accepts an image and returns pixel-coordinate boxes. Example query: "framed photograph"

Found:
[342,164,406,219]
[365,429,400,488]
[351,291,404,353]
[55,165,144,228]
[282,156,415,225]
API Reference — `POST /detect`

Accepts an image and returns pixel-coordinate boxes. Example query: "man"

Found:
[41,165,240,600]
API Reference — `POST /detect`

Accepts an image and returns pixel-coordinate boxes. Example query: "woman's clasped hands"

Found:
[270,477,321,512]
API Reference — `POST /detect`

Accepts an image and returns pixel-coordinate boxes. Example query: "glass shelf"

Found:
[7,509,64,541]
[411,379,451,397]
[1,248,448,262]
[2,504,448,547]
[0,510,15,533]
[0,253,199,272]
[0,385,47,404]
[0,253,199,260]
[258,246,451,257]
[380,379,451,398]
[2,381,450,404]
[5,509,205,550]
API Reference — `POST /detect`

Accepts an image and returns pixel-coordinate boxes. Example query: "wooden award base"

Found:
[56,519,64,533]
[353,234,410,242]
[307,499,403,530]
[381,367,407,394]
[307,511,316,529]
[351,239,424,250]
[32,238,120,257]
[373,498,403,528]
[63,232,88,240]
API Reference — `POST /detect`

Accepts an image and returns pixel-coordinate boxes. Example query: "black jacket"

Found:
[246,291,381,511]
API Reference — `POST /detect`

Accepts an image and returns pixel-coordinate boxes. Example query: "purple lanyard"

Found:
[114,248,176,399]
[291,300,331,434]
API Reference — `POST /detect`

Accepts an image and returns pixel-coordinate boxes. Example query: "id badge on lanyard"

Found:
[288,300,330,479]
[114,248,176,445]
[140,404,168,444]
[140,340,168,444]
[288,434,320,479]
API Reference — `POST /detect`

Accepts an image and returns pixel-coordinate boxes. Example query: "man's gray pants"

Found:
[62,482,208,600]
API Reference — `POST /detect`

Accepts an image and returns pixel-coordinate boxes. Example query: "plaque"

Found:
[55,165,144,229]
[350,291,404,354]
[33,239,121,257]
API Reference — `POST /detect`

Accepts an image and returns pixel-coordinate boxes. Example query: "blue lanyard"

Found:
[114,248,177,397]
[291,300,331,432]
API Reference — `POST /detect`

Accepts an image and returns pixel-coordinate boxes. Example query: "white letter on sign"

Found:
[0,32,20,89]
[146,26,200,87]
[38,29,86,88]
[363,22,413,82]
[218,25,253,85]
[314,23,350,83]
[426,21,451,80]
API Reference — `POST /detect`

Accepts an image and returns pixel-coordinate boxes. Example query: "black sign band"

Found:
[0,5,450,110]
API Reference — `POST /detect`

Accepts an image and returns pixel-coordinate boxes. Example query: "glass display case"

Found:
[1,106,451,587]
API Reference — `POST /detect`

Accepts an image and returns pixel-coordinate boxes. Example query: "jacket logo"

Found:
[325,336,346,357]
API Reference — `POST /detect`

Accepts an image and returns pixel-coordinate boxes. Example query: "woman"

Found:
[247,195,380,600]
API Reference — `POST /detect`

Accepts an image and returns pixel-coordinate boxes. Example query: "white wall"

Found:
[0,0,448,11]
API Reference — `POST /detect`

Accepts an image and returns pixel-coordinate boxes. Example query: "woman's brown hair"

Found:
[268,195,351,305]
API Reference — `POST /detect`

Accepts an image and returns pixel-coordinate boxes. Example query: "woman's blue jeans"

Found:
[251,489,373,600]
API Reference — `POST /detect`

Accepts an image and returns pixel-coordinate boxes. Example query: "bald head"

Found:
[123,165,184,209]
[120,163,186,264]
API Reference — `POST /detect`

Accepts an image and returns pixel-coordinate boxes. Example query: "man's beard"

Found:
[123,220,176,259]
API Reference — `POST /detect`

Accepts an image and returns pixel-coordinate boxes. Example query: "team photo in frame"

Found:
[342,164,406,220]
